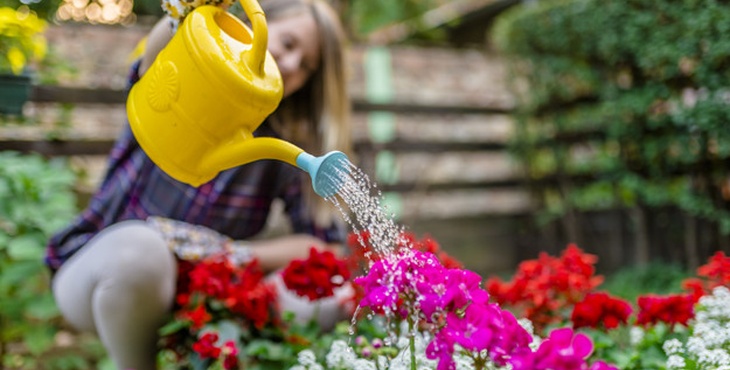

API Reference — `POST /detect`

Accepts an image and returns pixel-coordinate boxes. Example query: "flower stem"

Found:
[408,316,416,370]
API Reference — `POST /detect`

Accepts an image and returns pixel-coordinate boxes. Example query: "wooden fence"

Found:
[0,82,537,276]
[4,83,723,275]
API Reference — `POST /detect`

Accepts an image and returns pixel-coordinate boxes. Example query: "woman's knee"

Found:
[100,220,177,282]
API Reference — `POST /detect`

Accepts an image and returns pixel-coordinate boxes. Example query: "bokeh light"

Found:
[56,0,135,25]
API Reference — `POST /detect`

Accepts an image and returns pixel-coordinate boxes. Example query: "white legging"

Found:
[52,220,177,370]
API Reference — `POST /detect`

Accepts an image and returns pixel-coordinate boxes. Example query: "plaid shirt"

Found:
[45,61,343,272]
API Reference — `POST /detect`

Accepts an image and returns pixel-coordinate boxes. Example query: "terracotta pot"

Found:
[0,73,31,115]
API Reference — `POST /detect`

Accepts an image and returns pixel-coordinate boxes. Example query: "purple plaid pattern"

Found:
[45,61,344,272]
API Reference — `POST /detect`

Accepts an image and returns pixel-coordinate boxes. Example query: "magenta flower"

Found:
[418,268,488,320]
[490,309,533,365]
[510,327,594,370]
[425,333,457,370]
[589,361,620,370]
[356,249,534,370]
[355,249,444,317]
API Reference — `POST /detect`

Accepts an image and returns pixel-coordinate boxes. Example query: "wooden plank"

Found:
[28,85,511,114]
[354,140,506,153]
[381,179,526,192]
[30,86,128,104]
[0,139,115,156]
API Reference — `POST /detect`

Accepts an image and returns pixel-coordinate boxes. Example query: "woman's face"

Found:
[267,11,321,98]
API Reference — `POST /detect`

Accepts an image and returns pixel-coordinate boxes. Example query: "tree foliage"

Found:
[493,0,730,232]
[0,0,62,20]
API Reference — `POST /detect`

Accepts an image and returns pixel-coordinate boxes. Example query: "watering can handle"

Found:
[241,0,268,76]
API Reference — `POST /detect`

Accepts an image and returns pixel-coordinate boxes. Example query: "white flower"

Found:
[289,349,324,370]
[630,326,645,346]
[664,286,730,369]
[686,336,708,354]
[351,358,377,370]
[697,348,730,368]
[326,340,358,369]
[663,339,684,356]
[699,286,730,321]
[666,355,686,369]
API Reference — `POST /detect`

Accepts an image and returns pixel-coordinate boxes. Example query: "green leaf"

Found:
[214,319,244,344]
[25,292,60,320]
[0,259,42,288]
[44,354,89,370]
[0,232,10,250]
[97,357,116,370]
[159,319,190,336]
[245,340,290,360]
[7,234,44,260]
[189,353,212,370]
[23,325,56,355]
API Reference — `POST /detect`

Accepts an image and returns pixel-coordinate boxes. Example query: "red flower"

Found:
[281,247,350,301]
[221,341,239,370]
[681,252,730,300]
[225,260,277,329]
[485,244,604,334]
[192,332,221,359]
[410,234,464,269]
[227,281,277,329]
[571,292,632,330]
[181,304,212,330]
[698,251,730,285]
[636,293,694,328]
[188,258,235,300]
[682,277,706,303]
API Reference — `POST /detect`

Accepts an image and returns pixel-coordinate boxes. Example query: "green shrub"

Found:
[0,151,85,368]
[601,262,692,302]
[493,0,730,232]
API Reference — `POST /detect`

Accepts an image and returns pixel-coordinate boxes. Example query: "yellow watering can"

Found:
[126,2,349,198]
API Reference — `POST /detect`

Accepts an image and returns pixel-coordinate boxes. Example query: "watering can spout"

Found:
[295,151,350,198]
[203,136,350,198]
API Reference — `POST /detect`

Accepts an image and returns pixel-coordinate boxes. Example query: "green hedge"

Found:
[493,0,730,232]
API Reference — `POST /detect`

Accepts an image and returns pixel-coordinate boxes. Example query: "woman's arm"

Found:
[247,234,341,272]
[139,16,175,76]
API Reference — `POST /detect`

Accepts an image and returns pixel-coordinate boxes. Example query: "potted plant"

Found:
[0,6,47,115]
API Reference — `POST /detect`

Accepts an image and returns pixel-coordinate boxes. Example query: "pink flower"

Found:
[589,360,620,370]
[418,268,488,320]
[425,334,457,370]
[510,327,594,370]
[355,249,442,317]
[490,309,533,365]
[357,249,533,370]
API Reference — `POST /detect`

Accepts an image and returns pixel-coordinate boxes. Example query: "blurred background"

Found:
[0,0,729,366]
[3,0,730,275]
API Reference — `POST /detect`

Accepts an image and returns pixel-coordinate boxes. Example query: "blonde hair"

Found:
[235,0,351,226]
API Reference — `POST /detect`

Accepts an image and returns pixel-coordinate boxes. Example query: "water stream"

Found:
[324,159,406,259]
